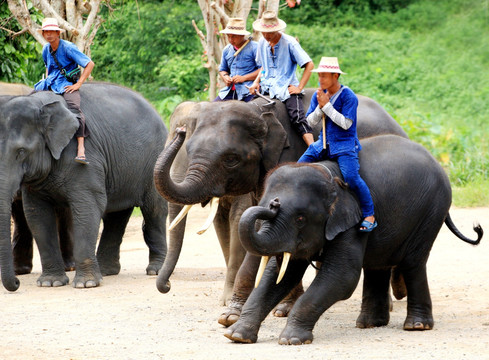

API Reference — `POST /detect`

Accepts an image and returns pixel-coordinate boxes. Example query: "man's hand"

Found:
[316,88,331,108]
[223,74,233,86]
[65,82,82,93]
[249,82,260,94]
[232,75,246,84]
[288,85,302,95]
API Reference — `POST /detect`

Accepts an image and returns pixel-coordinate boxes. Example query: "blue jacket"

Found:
[306,86,361,156]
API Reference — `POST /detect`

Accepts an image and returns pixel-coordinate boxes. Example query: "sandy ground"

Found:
[0,206,488,360]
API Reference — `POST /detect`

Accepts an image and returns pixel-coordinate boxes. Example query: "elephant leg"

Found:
[215,196,249,306]
[278,236,365,345]
[273,282,305,317]
[218,252,260,327]
[22,195,68,287]
[97,208,133,276]
[402,263,434,330]
[55,206,75,272]
[140,193,168,275]
[12,199,33,275]
[225,258,309,344]
[356,268,391,328]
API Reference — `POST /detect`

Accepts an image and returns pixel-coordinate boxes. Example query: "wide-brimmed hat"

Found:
[312,57,346,74]
[252,10,286,33]
[220,18,250,36]
[37,17,65,34]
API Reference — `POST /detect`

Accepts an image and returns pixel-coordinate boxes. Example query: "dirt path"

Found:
[1,206,488,359]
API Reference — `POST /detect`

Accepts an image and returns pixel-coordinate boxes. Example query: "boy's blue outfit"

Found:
[216,41,259,102]
[298,86,375,218]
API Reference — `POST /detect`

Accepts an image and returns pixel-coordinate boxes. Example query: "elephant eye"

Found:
[223,154,241,168]
[16,148,27,160]
[295,215,306,228]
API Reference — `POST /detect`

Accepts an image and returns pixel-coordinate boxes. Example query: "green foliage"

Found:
[91,0,207,121]
[0,1,44,84]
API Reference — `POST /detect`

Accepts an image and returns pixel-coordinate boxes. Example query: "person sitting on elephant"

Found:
[215,18,259,102]
[298,57,377,232]
[248,10,315,146]
[34,17,94,165]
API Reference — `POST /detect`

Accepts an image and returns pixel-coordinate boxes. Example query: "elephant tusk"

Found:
[276,252,291,284]
[196,197,220,235]
[255,256,270,288]
[169,204,193,231]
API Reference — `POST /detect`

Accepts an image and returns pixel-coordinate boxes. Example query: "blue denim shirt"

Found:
[306,86,361,156]
[218,41,259,100]
[256,33,312,102]
[34,39,91,94]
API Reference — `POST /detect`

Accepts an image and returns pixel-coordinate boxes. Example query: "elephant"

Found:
[0,85,74,275]
[0,82,168,291]
[153,91,408,314]
[225,134,482,345]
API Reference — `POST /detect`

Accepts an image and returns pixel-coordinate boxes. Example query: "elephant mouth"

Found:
[255,252,291,288]
[169,197,220,235]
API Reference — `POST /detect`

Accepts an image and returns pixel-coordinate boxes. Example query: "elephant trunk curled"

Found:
[238,198,284,256]
[0,201,20,291]
[154,126,214,205]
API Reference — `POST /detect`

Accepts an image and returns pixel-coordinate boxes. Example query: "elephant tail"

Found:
[445,212,483,245]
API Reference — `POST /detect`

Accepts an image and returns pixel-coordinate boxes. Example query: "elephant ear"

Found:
[325,179,362,240]
[39,101,79,160]
[260,111,288,172]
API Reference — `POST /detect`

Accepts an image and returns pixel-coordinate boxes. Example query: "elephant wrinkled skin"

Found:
[153,92,408,318]
[226,135,482,345]
[0,83,168,291]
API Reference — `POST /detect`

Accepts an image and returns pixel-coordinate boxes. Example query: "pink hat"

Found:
[37,18,65,33]
[312,57,346,74]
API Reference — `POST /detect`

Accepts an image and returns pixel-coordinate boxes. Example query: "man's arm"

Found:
[288,61,314,95]
[232,68,260,84]
[65,60,94,93]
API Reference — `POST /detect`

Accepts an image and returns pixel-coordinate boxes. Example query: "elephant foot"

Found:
[356,311,390,328]
[37,273,69,287]
[218,294,245,327]
[99,261,121,276]
[145,261,163,276]
[72,272,103,288]
[273,282,304,317]
[278,325,313,345]
[224,322,258,344]
[403,315,433,331]
[64,258,76,272]
[14,263,33,275]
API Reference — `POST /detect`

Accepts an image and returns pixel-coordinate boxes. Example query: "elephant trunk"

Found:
[154,127,218,205]
[238,198,283,256]
[156,203,186,293]
[0,202,20,291]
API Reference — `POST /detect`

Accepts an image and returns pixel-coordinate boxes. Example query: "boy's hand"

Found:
[288,85,302,95]
[65,82,81,93]
[317,88,330,108]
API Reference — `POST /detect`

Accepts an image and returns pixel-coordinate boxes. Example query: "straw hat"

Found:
[252,10,286,33]
[37,17,65,34]
[220,18,250,36]
[312,57,346,74]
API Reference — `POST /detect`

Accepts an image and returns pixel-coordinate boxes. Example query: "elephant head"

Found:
[238,162,362,286]
[0,93,79,291]
[154,100,289,205]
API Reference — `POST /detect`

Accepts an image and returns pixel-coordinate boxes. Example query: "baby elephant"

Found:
[226,134,482,345]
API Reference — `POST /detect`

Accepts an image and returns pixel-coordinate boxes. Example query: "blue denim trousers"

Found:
[298,146,374,218]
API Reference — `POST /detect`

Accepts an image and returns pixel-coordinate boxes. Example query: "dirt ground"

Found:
[0,206,488,360]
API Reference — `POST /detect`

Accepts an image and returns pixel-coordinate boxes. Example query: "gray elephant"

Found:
[0,85,74,275]
[153,92,408,313]
[0,82,168,291]
[226,134,482,345]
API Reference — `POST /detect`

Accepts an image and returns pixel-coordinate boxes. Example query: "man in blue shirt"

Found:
[298,57,377,232]
[249,11,314,146]
[215,18,259,102]
[34,18,94,165]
